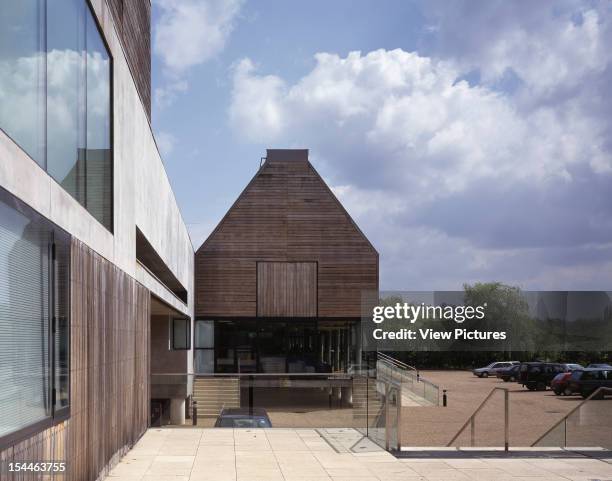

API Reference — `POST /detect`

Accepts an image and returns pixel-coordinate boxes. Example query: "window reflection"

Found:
[0,0,112,231]
[0,0,45,165]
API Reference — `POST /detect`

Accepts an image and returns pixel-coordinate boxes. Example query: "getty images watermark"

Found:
[371,301,506,342]
[361,290,612,352]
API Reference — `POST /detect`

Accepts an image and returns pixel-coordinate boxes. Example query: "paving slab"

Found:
[104,427,612,481]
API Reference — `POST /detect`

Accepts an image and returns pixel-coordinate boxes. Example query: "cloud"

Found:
[229,5,612,290]
[156,130,176,156]
[0,49,110,178]
[153,0,242,108]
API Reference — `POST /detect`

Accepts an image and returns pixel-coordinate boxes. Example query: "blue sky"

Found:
[151,0,612,290]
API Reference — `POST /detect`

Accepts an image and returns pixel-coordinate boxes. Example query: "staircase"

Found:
[192,377,240,421]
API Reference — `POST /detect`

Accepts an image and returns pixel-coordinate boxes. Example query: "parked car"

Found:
[561,363,584,371]
[214,408,272,428]
[586,363,612,369]
[551,372,573,395]
[496,364,520,382]
[518,362,569,391]
[473,361,519,378]
[567,369,612,398]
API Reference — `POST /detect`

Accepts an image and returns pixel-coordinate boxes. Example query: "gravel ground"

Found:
[401,370,603,447]
[191,371,611,449]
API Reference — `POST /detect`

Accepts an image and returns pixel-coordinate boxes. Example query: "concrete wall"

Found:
[0,0,194,320]
[150,315,188,374]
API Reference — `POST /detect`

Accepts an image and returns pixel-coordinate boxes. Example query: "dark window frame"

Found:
[0,186,71,451]
[171,318,191,350]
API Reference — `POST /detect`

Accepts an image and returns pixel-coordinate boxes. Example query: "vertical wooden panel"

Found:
[257,262,317,317]
[68,238,150,481]
[0,239,151,481]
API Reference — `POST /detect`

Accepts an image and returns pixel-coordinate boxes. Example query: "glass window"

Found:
[0,0,45,165]
[195,320,214,349]
[53,239,70,411]
[172,318,191,350]
[46,0,86,201]
[0,187,70,441]
[0,0,112,231]
[194,349,214,374]
[84,10,111,228]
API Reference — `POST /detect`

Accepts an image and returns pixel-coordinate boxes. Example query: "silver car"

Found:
[473,361,519,378]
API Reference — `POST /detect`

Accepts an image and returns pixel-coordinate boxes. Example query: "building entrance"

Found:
[195,319,360,374]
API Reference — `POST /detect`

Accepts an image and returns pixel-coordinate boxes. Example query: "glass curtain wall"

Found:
[0,188,70,441]
[0,0,112,230]
[203,319,359,373]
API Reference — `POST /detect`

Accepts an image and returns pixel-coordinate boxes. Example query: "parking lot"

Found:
[401,370,587,447]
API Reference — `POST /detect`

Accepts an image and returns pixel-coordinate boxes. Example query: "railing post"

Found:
[504,389,509,452]
[249,375,254,416]
[443,389,447,407]
[385,382,390,451]
[470,416,475,447]
[192,400,197,426]
[397,384,402,451]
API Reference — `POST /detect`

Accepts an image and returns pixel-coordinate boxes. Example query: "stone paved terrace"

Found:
[104,428,612,481]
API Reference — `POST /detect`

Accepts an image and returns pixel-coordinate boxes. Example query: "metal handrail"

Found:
[377,352,418,372]
[447,387,509,450]
[376,354,441,405]
[531,386,612,447]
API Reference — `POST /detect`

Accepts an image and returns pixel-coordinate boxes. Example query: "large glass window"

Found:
[0,187,70,444]
[0,0,112,231]
[195,320,214,373]
[0,0,45,165]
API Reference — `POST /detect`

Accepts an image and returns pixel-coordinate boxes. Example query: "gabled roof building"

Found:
[194,149,378,373]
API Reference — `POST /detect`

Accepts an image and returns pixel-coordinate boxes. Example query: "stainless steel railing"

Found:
[447,386,509,450]
[532,386,612,449]
[376,352,441,406]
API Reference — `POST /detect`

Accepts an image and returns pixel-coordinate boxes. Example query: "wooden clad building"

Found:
[194,149,378,373]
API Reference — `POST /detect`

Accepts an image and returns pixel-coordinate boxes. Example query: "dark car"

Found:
[561,363,584,371]
[518,362,569,391]
[586,363,612,369]
[567,369,612,399]
[497,364,520,382]
[473,361,519,378]
[551,372,573,395]
[214,408,272,428]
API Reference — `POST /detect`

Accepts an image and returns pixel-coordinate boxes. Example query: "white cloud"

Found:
[154,79,188,109]
[229,18,612,290]
[230,48,610,196]
[424,2,612,101]
[156,130,176,156]
[153,0,242,108]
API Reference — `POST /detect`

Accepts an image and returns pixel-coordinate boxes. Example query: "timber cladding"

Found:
[257,262,317,317]
[0,239,151,481]
[195,149,379,319]
[106,0,151,119]
[70,238,150,480]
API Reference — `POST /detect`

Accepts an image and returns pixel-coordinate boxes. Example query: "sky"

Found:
[151,0,612,291]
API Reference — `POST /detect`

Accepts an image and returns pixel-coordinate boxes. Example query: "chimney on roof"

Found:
[266,149,309,162]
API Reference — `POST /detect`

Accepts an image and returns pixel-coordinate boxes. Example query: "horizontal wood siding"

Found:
[106,0,151,119]
[196,151,378,318]
[0,239,151,481]
[257,262,317,317]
